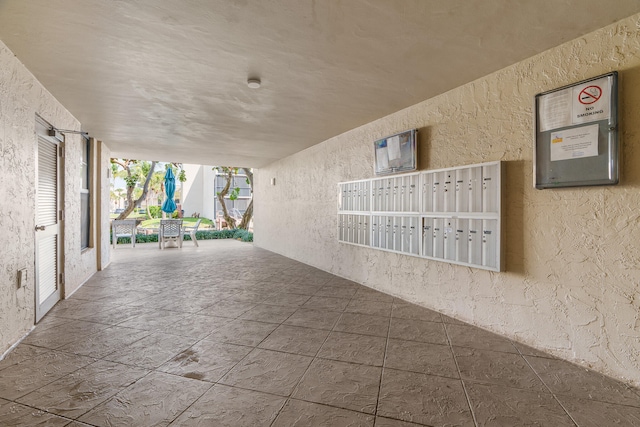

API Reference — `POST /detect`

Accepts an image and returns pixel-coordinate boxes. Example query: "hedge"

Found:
[112,229,253,244]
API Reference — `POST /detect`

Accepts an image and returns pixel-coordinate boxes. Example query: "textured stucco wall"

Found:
[255,15,640,386]
[0,39,99,354]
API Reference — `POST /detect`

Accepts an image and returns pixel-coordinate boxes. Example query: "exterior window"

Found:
[80,137,90,249]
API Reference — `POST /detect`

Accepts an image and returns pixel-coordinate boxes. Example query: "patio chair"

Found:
[158,219,184,249]
[183,219,202,247]
[112,219,137,248]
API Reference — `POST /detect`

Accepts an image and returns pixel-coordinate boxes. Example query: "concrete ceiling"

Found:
[1,1,639,167]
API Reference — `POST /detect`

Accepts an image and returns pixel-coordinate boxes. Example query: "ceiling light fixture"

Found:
[247,78,261,89]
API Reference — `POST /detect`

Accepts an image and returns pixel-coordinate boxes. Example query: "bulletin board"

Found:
[534,72,618,189]
[373,129,417,176]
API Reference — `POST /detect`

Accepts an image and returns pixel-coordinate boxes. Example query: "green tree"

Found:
[213,167,253,230]
[111,159,158,220]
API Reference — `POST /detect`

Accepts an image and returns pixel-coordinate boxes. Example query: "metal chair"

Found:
[158,219,184,249]
[112,219,137,248]
[183,219,202,247]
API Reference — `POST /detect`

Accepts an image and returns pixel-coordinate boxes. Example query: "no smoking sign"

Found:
[579,85,602,104]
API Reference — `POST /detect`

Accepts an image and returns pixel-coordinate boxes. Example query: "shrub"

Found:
[149,206,162,219]
[233,229,253,242]
[111,228,253,244]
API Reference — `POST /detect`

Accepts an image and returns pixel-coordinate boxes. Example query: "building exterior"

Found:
[1,12,640,388]
[181,165,252,223]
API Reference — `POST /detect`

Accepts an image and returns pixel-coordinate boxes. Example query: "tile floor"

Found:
[1,239,639,426]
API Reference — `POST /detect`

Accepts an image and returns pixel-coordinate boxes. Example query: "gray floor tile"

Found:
[197,300,257,318]
[220,348,312,396]
[352,288,394,302]
[169,384,286,427]
[273,399,375,426]
[445,323,518,353]
[388,317,448,344]
[315,285,359,299]
[78,371,211,427]
[385,339,458,378]
[57,326,151,358]
[0,350,96,400]
[6,240,639,426]
[293,358,382,414]
[158,340,252,382]
[103,332,197,369]
[204,319,278,346]
[465,382,575,426]
[303,296,351,311]
[158,313,232,339]
[79,305,155,326]
[526,355,640,407]
[0,398,70,426]
[115,310,188,332]
[283,308,342,330]
[391,302,442,322]
[558,395,640,426]
[318,331,387,366]
[377,368,474,426]
[17,360,149,419]
[374,417,424,427]
[21,320,110,350]
[261,292,313,307]
[286,283,327,295]
[345,299,393,317]
[239,304,298,324]
[334,313,390,337]
[0,344,49,371]
[455,347,547,391]
[258,324,330,356]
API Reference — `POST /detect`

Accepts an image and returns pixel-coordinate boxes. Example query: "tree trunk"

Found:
[116,161,157,220]
[238,198,253,229]
[238,167,254,230]
[217,168,236,229]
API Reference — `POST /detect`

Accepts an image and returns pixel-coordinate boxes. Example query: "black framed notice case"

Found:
[534,72,618,189]
[374,129,417,176]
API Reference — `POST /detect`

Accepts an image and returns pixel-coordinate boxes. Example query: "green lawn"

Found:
[140,217,214,229]
[109,212,147,220]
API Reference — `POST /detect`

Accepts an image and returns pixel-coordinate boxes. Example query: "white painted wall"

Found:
[255,15,640,386]
[181,164,205,217]
[181,164,217,220]
[0,39,107,354]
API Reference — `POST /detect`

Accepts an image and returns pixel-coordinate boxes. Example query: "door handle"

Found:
[35,225,46,231]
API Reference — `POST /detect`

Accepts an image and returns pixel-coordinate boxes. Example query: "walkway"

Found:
[1,240,639,426]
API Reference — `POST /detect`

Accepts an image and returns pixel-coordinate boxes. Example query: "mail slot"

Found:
[433,218,444,259]
[432,171,445,212]
[455,219,469,263]
[422,217,434,257]
[482,219,498,269]
[443,219,456,260]
[443,171,455,212]
[455,168,469,212]
[469,166,483,212]
[468,219,482,265]
[482,164,499,213]
[422,173,434,212]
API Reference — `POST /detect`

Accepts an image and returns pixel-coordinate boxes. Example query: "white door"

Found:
[35,121,62,322]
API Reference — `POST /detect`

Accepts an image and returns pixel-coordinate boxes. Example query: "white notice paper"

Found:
[550,124,599,162]
[386,135,401,161]
[538,89,572,132]
[376,145,389,170]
